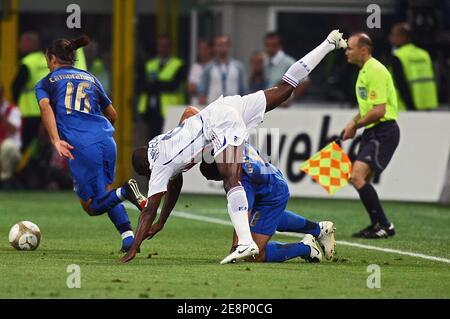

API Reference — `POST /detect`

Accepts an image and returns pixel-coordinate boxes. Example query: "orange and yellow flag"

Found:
[300,142,352,195]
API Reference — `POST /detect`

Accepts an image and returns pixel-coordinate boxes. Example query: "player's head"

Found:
[132,146,151,178]
[264,31,283,58]
[214,34,231,60]
[45,35,89,71]
[389,22,411,47]
[346,33,373,66]
[19,32,40,55]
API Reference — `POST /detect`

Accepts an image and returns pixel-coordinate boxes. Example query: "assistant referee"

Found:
[342,33,400,239]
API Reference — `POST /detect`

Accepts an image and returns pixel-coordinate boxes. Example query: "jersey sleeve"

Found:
[147,165,174,197]
[35,77,50,103]
[95,77,112,109]
[367,68,388,106]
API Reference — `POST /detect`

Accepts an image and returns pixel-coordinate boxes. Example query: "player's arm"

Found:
[102,104,118,126]
[342,104,386,140]
[119,192,164,263]
[38,98,74,160]
[354,104,386,128]
[147,174,183,239]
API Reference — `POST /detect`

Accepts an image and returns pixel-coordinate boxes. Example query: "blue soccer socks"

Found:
[265,241,311,262]
[276,210,321,237]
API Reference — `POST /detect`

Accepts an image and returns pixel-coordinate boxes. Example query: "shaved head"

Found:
[345,33,373,66]
[351,33,373,54]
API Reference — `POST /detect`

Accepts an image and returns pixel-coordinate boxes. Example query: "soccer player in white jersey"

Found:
[120,30,347,264]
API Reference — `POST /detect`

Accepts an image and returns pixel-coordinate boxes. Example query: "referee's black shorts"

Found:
[356,120,400,174]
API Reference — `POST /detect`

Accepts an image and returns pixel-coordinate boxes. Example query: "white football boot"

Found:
[326,29,348,50]
[301,234,322,263]
[317,221,336,260]
[220,241,259,265]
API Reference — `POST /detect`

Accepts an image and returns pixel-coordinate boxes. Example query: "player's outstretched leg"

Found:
[84,179,146,252]
[276,210,336,260]
[106,204,134,252]
[265,235,322,263]
[216,146,259,264]
[88,179,146,214]
[264,30,347,112]
[276,210,321,236]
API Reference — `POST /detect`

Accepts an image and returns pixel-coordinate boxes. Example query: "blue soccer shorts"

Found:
[68,137,117,201]
[246,180,290,236]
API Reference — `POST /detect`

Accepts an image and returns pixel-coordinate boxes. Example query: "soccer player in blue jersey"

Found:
[137,103,336,263]
[198,142,336,263]
[35,36,145,252]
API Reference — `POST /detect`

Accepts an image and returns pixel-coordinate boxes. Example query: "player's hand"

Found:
[342,121,357,140]
[54,140,75,160]
[119,248,137,263]
[147,223,163,240]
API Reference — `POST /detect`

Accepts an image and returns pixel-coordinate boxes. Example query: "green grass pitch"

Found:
[0,191,449,298]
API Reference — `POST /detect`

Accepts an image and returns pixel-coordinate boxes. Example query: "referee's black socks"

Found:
[357,183,390,227]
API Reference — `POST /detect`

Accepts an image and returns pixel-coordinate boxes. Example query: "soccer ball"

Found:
[9,221,41,251]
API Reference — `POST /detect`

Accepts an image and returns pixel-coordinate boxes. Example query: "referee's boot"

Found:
[353,223,395,239]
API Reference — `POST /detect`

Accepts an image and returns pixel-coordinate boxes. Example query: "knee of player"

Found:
[350,173,365,188]
[80,201,96,216]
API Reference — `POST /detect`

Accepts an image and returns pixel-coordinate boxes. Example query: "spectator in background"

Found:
[0,84,22,189]
[249,51,266,93]
[264,32,310,106]
[137,36,186,140]
[198,35,247,105]
[389,22,438,110]
[12,32,48,152]
[187,39,212,105]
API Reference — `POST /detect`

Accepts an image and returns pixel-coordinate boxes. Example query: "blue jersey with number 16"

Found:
[35,66,114,149]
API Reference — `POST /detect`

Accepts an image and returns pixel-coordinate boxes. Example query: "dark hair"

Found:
[132,147,151,177]
[46,35,89,65]
[396,22,412,41]
[351,33,373,54]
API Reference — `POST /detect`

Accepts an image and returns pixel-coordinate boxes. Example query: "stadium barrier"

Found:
[164,106,450,203]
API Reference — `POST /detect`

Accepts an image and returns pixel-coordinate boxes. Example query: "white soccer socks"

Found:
[282,29,346,88]
[226,185,253,245]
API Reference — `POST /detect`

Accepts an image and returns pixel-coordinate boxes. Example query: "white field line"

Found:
[124,204,450,264]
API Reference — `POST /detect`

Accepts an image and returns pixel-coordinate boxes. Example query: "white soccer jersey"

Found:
[146,90,267,197]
